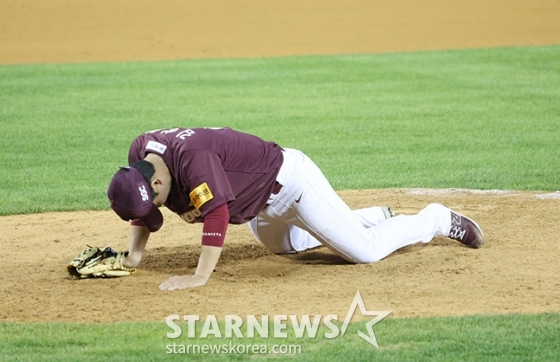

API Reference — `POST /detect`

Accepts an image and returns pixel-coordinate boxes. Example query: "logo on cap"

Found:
[139,185,150,202]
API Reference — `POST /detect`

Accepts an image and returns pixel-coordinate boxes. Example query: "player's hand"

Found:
[159,274,206,290]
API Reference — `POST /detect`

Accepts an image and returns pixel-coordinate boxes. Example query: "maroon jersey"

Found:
[128,127,283,224]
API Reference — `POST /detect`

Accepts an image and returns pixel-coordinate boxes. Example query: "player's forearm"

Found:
[194,245,223,283]
[125,224,150,267]
[193,203,229,283]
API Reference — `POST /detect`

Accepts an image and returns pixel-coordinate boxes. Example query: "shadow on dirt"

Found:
[139,243,351,272]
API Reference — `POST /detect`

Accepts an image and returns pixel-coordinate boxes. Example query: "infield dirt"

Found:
[1,0,559,323]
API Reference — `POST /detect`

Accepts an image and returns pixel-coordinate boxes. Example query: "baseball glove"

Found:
[67,245,136,279]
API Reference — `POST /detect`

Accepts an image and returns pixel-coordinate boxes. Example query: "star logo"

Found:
[340,290,392,349]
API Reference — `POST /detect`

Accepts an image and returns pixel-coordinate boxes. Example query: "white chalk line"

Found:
[406,188,560,200]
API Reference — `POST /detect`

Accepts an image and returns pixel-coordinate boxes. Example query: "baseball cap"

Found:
[107,166,163,232]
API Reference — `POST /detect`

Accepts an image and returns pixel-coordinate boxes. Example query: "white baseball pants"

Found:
[248,148,452,263]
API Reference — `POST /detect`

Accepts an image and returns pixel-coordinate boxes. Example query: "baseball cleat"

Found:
[448,210,484,248]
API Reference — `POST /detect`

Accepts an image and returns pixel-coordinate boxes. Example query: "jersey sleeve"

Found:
[127,137,145,164]
[179,150,236,217]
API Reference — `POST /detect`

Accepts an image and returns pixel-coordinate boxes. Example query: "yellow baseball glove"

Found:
[67,245,136,279]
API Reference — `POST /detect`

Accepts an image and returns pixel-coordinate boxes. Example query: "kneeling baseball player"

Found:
[67,127,484,290]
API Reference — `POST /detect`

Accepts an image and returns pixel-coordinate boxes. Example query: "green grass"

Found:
[1,45,559,215]
[1,313,558,361]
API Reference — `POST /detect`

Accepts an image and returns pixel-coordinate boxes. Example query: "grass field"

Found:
[1,45,559,360]
[1,45,559,215]
[1,313,559,361]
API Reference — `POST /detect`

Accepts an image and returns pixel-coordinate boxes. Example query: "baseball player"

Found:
[96,127,483,290]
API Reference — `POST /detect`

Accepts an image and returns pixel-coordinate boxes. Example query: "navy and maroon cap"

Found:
[107,166,163,232]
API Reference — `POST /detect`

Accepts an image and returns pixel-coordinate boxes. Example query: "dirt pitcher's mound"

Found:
[1,0,559,324]
[1,189,558,323]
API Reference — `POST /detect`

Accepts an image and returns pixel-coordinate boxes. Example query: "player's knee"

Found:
[337,252,381,264]
[354,255,381,264]
[255,236,298,255]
